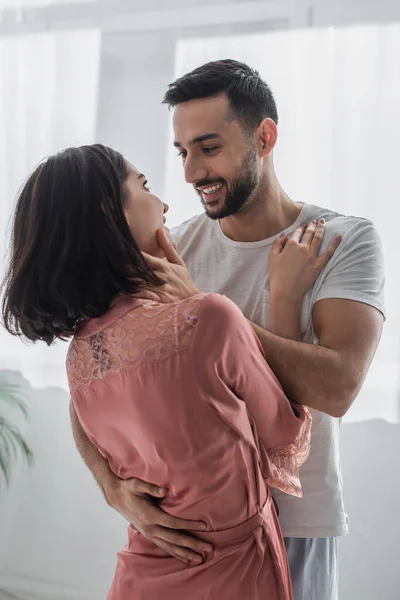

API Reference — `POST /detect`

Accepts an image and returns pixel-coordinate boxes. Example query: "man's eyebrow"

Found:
[173,133,223,148]
[138,173,146,180]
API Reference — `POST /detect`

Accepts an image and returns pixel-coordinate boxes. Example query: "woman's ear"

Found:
[257,118,278,158]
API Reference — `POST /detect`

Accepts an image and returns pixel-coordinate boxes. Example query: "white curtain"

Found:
[0,0,98,8]
[0,29,101,390]
[164,23,400,425]
[0,29,123,600]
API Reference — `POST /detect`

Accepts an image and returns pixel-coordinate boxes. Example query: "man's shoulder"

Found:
[171,213,209,241]
[306,203,377,240]
[170,213,214,258]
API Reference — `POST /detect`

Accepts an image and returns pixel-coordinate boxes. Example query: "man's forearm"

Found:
[70,401,118,504]
[251,324,354,417]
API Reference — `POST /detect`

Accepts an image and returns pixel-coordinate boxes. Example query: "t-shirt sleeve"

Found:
[314,219,385,318]
[195,294,312,497]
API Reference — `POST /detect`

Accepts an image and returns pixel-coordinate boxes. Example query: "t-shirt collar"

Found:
[211,202,315,248]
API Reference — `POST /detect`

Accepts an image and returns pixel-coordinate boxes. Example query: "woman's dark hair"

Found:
[1,144,163,345]
[163,59,278,131]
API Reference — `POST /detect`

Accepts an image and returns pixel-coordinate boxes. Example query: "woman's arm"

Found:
[268,220,341,342]
[196,294,311,496]
[252,220,383,417]
[269,294,302,341]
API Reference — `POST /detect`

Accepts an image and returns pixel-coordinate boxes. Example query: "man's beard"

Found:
[196,149,259,220]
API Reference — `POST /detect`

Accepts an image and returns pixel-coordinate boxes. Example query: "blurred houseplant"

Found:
[0,375,34,488]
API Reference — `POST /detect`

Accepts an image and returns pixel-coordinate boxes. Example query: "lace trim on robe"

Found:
[66,295,207,393]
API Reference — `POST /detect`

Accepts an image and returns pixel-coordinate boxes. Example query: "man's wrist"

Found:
[101,470,123,508]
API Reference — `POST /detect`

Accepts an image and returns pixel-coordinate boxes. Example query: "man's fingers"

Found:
[158,512,208,533]
[156,228,185,265]
[153,539,190,564]
[152,539,202,565]
[153,526,213,554]
[128,477,167,498]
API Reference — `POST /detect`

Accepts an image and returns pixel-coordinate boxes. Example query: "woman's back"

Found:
[67,292,310,599]
[68,293,262,527]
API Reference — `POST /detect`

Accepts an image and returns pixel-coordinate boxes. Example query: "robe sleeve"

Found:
[195,294,312,497]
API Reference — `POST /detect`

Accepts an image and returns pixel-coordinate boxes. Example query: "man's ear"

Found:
[256,118,278,158]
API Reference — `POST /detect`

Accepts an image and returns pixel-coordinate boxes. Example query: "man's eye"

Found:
[143,180,151,191]
[203,146,220,154]
[177,151,187,159]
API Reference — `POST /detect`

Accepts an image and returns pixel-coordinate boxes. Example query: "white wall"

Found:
[339,420,400,599]
[2,0,400,35]
[0,371,126,600]
[96,30,177,199]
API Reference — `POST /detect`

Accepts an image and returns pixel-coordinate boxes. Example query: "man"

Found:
[71,60,384,599]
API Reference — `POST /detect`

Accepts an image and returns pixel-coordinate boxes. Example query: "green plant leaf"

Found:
[0,428,11,460]
[0,429,11,486]
[0,418,18,459]
[0,381,30,418]
[0,381,34,488]
[9,429,34,466]
[0,418,33,463]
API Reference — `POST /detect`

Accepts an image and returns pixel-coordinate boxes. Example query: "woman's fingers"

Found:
[270,232,287,256]
[142,252,163,272]
[290,223,307,243]
[301,220,318,246]
[131,289,161,302]
[156,228,184,265]
[310,218,326,254]
[318,234,342,267]
[141,229,184,273]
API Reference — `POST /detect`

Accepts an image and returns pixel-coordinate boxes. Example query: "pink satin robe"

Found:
[67,293,311,600]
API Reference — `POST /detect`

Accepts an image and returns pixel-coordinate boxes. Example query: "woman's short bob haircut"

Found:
[1,144,163,346]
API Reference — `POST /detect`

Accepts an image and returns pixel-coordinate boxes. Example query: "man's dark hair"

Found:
[163,59,278,131]
[1,144,163,345]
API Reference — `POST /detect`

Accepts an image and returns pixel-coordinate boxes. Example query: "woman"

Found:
[2,144,336,600]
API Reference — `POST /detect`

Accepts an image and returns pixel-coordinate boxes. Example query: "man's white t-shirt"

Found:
[171,202,385,539]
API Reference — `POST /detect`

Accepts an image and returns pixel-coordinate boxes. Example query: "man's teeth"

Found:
[203,183,223,195]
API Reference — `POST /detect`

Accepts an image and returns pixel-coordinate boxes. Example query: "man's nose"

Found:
[184,154,208,184]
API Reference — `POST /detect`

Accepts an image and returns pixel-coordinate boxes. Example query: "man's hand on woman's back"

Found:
[105,476,213,565]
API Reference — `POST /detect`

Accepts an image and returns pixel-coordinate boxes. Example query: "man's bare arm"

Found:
[69,401,125,503]
[252,298,383,417]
